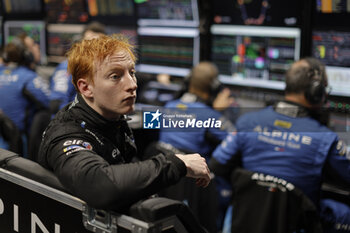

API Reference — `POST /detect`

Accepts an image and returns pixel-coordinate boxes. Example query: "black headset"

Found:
[304,68,327,105]
[185,66,222,106]
[3,36,34,67]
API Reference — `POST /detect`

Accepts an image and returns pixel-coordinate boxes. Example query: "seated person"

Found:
[0,110,23,154]
[159,61,235,159]
[0,35,50,155]
[210,57,350,232]
[156,61,236,231]
[36,34,211,213]
[49,21,106,113]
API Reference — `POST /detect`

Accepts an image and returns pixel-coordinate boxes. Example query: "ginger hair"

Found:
[66,34,136,92]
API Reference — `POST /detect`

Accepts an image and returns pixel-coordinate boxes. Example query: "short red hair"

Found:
[67,34,136,92]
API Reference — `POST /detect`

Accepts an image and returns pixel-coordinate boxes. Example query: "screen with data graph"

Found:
[212,0,302,27]
[47,24,85,63]
[45,0,88,24]
[136,0,199,27]
[211,25,300,90]
[315,0,350,27]
[4,20,47,64]
[312,29,350,97]
[86,0,136,25]
[136,27,200,77]
[0,16,2,47]
[1,0,43,14]
[105,25,137,46]
[316,0,350,13]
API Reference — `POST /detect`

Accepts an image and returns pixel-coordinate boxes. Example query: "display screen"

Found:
[136,0,199,27]
[105,25,137,46]
[316,0,350,13]
[314,0,350,28]
[45,0,88,24]
[2,0,42,14]
[4,20,47,64]
[328,112,350,143]
[137,27,200,77]
[47,24,85,63]
[312,29,350,97]
[212,0,302,27]
[211,25,300,90]
[0,16,2,47]
[86,0,136,26]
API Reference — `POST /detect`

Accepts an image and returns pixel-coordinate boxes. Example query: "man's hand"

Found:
[175,153,211,187]
[212,88,235,110]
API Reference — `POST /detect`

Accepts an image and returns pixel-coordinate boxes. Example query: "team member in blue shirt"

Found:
[210,57,350,232]
[157,61,235,232]
[0,35,50,154]
[49,22,106,113]
[159,61,235,159]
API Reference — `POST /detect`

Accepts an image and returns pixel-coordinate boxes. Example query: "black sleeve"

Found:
[209,152,242,182]
[46,137,187,211]
[49,100,62,114]
[0,112,23,154]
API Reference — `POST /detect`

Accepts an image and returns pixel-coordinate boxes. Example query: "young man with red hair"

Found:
[37,34,211,211]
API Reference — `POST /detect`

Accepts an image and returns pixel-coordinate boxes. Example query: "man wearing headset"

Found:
[210,57,350,232]
[0,35,50,156]
[155,61,235,232]
[158,61,235,159]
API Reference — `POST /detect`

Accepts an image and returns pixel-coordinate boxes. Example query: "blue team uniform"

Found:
[0,65,50,133]
[212,101,350,231]
[49,60,76,109]
[159,93,235,230]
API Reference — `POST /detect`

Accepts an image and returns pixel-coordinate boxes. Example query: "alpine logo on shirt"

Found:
[0,74,19,85]
[253,125,312,150]
[251,172,295,192]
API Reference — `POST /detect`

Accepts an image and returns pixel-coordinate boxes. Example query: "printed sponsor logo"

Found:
[62,140,93,155]
[112,149,119,158]
[251,173,295,192]
[85,129,104,145]
[82,142,92,150]
[253,125,312,150]
[63,145,82,153]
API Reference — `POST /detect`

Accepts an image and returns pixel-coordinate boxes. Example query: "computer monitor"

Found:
[212,0,302,27]
[4,20,47,64]
[1,0,42,15]
[47,24,85,63]
[86,0,136,26]
[328,112,350,143]
[0,16,3,47]
[136,27,200,77]
[45,0,88,24]
[316,0,350,13]
[105,25,138,46]
[211,25,301,90]
[312,29,350,97]
[314,0,350,28]
[136,0,199,27]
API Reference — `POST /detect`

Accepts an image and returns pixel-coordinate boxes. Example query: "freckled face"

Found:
[89,50,137,120]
